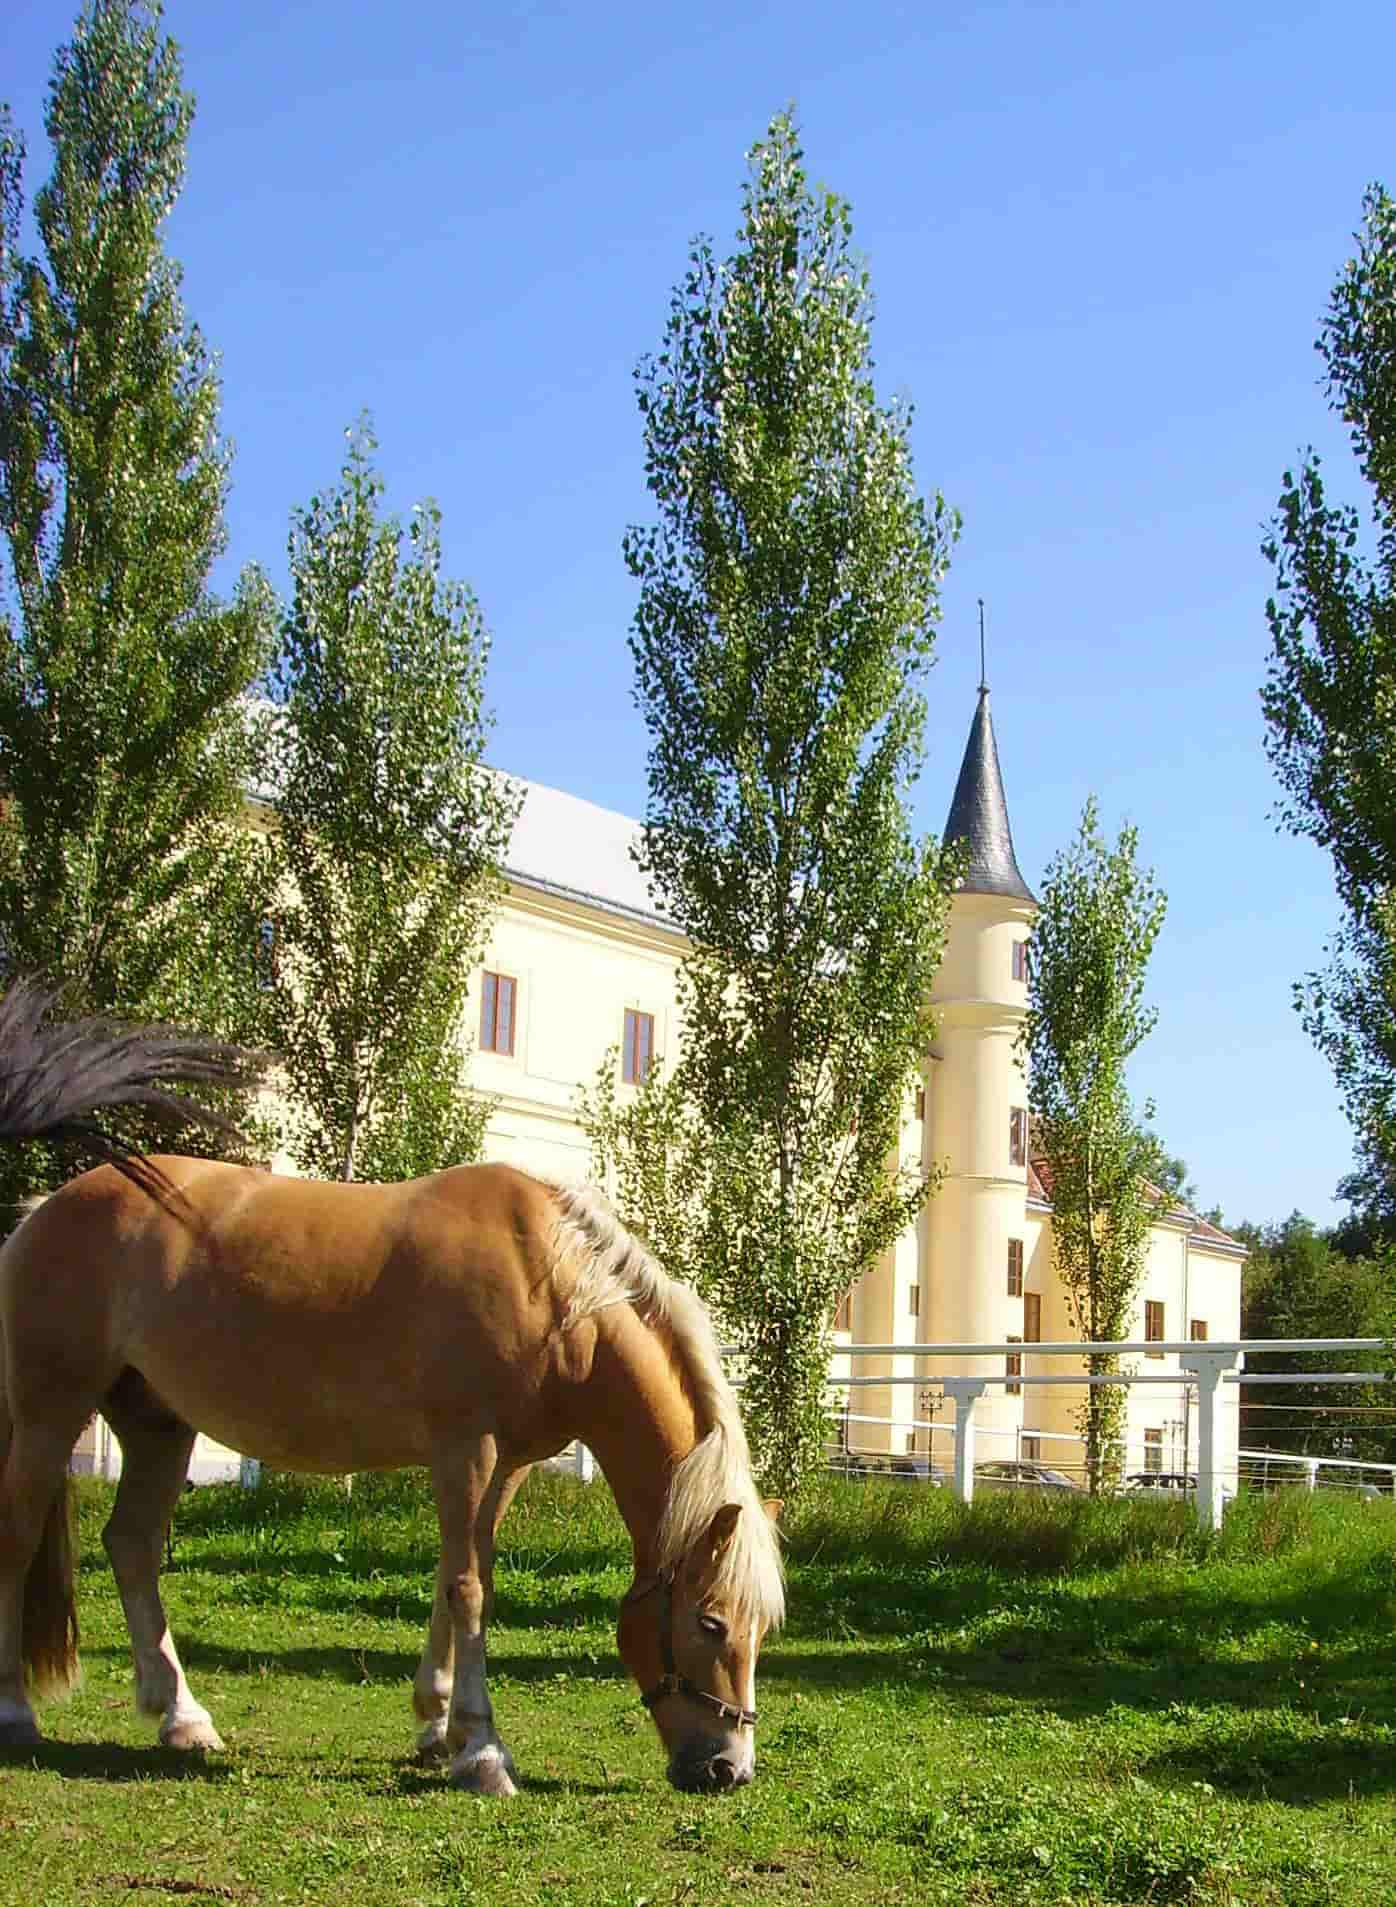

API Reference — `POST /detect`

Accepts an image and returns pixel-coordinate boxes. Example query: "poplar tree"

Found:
[260,425,516,1183]
[1263,184,1396,1235]
[0,2,271,1199]
[1019,797,1166,1492]
[604,112,958,1496]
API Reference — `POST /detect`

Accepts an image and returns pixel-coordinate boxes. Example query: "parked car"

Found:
[888,1454,950,1486]
[837,1452,949,1486]
[1124,1471,1237,1502]
[973,1459,1083,1493]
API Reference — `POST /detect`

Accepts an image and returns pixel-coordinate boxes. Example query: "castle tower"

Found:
[921,679,1037,1461]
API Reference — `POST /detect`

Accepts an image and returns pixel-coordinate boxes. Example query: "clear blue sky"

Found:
[7,0,1393,1228]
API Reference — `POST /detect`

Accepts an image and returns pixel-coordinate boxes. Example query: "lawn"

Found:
[2,1471,1394,1906]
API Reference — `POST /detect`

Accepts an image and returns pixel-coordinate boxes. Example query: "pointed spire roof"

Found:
[943,684,1036,904]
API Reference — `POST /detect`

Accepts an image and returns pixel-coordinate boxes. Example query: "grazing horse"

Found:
[0,1158,784,1794]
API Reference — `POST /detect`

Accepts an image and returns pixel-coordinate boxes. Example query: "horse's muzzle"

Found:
[668,1748,753,1793]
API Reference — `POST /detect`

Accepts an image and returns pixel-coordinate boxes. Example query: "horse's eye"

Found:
[697,1613,727,1640]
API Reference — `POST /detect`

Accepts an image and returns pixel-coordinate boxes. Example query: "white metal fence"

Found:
[815,1336,1395,1529]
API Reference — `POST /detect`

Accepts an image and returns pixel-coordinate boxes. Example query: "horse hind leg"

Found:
[101,1394,222,1752]
[0,1407,82,1747]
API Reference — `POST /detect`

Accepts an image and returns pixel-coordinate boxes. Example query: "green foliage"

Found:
[576,1048,709,1285]
[1239,1210,1396,1460]
[257,422,516,1181]
[600,111,957,1497]
[1020,796,1167,1492]
[0,2,274,1203]
[1137,1131,1200,1210]
[1263,183,1396,1230]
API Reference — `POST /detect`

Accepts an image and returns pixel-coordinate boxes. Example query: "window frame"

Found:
[1024,1291,1042,1343]
[1009,1105,1028,1168]
[622,1008,655,1086]
[1143,1427,1164,1474]
[1189,1318,1208,1342]
[1011,939,1029,983]
[479,969,517,1057]
[1144,1299,1165,1358]
[1006,1336,1023,1396]
[1007,1237,1024,1297]
[255,914,281,990]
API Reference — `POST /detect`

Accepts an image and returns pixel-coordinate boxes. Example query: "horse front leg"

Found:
[424,1443,525,1796]
[102,1418,223,1751]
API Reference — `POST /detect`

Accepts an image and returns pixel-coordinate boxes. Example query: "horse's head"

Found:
[619,1498,781,1793]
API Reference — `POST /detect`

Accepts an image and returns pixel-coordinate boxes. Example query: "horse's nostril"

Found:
[709,1756,737,1790]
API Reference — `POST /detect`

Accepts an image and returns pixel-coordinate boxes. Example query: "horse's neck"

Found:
[574,1304,698,1573]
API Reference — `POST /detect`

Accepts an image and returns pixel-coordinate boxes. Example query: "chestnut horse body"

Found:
[0,1159,783,1793]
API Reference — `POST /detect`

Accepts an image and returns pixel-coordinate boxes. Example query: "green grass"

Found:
[2,1471,1395,1905]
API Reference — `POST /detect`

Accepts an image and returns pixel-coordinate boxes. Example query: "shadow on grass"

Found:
[165,1570,621,1631]
[0,1738,236,1784]
[158,1639,632,1689]
[1139,1727,1396,1804]
[2,1734,645,1798]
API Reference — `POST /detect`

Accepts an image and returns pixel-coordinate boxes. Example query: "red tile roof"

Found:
[1027,1154,1244,1251]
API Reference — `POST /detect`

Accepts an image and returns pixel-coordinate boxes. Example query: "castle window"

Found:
[1024,1291,1041,1342]
[907,1283,920,1319]
[1012,940,1029,983]
[1189,1318,1208,1341]
[1144,1427,1163,1473]
[1022,1434,1041,1460]
[1007,1238,1024,1296]
[1145,1299,1165,1357]
[1006,1338,1023,1396]
[623,1009,654,1084]
[915,1086,926,1122]
[255,915,280,990]
[833,1287,852,1331]
[480,971,516,1055]
[1009,1106,1028,1168]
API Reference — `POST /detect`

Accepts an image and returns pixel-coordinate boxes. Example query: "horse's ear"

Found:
[762,1498,784,1525]
[706,1503,742,1558]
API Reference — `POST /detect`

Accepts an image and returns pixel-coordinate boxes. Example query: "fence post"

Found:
[944,1378,989,1505]
[1180,1348,1241,1533]
[1305,1458,1319,1493]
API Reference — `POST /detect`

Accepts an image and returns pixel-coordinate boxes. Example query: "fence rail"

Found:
[804,1335,1394,1529]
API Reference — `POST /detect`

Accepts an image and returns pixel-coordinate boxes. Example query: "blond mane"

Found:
[549,1182,784,1631]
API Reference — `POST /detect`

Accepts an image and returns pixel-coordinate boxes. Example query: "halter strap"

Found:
[627,1572,758,1730]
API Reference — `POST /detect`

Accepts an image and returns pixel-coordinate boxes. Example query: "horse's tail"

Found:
[20,1476,79,1698]
[0,978,267,1197]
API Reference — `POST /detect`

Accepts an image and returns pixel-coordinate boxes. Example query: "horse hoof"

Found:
[449,1745,519,1797]
[416,1723,451,1764]
[0,1715,42,1749]
[161,1717,225,1753]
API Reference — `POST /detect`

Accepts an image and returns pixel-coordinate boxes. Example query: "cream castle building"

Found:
[471,682,1244,1484]
[77,685,1244,1486]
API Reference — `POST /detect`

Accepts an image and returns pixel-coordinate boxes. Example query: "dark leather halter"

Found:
[628,1571,758,1730]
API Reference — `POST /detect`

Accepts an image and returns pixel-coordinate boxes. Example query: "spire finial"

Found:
[977,598,987,693]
